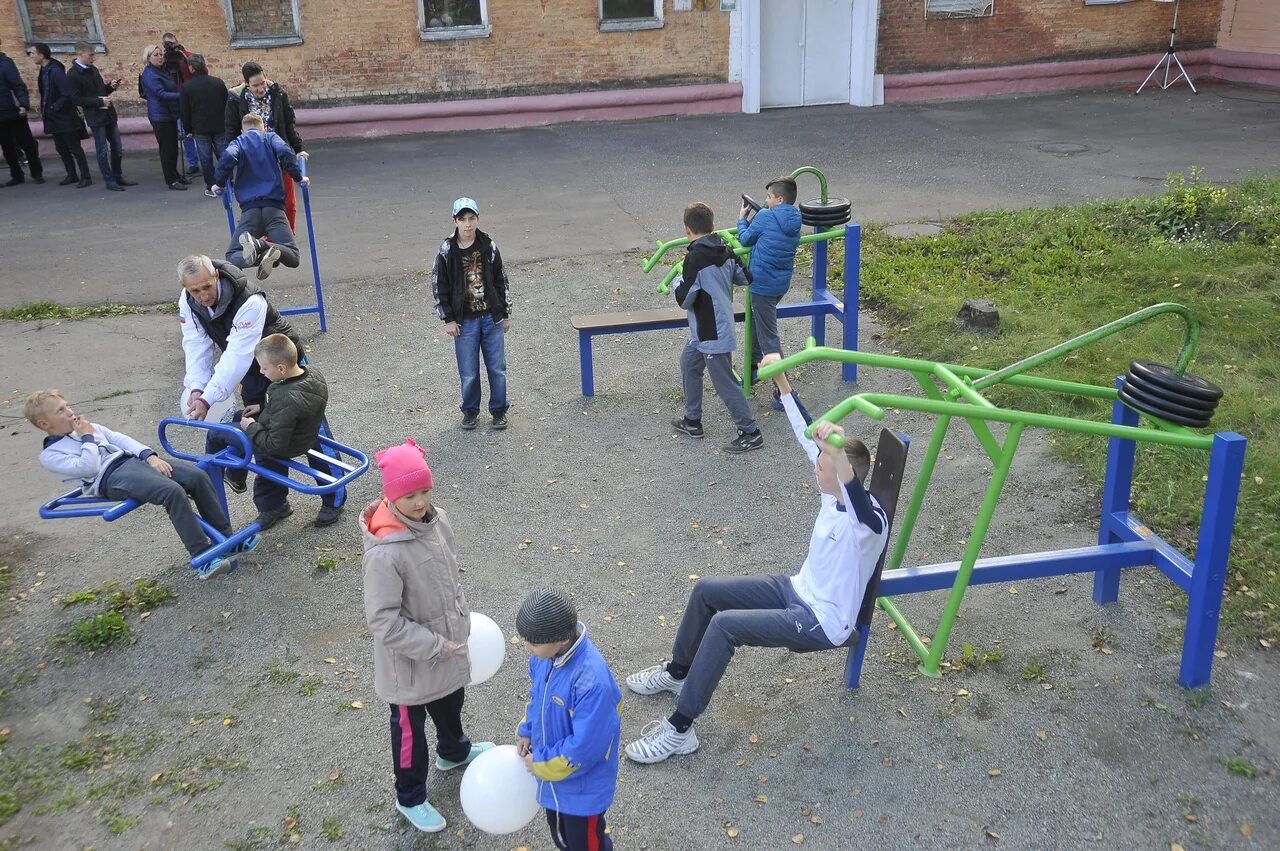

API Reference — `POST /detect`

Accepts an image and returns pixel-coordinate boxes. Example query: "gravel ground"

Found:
[1,253,1276,851]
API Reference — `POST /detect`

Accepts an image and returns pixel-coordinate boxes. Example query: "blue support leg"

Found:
[298,158,328,333]
[579,331,595,397]
[222,182,236,236]
[1095,379,1139,605]
[1179,432,1247,688]
[844,623,871,688]
[841,223,861,382]
[811,239,828,346]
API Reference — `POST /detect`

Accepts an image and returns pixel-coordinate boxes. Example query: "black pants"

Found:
[101,457,232,557]
[150,119,180,185]
[546,811,612,851]
[52,130,90,180]
[389,689,471,807]
[0,116,42,181]
[203,412,337,513]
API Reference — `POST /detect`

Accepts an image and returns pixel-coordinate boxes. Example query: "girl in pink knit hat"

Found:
[360,438,493,833]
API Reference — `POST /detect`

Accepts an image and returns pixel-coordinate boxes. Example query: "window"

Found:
[15,0,105,51]
[419,0,491,41]
[600,0,664,32]
[925,0,994,19]
[1082,0,1136,5]
[221,0,303,48]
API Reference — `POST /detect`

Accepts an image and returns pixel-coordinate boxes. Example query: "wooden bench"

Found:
[570,294,844,396]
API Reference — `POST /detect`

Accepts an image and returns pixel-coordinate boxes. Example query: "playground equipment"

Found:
[39,417,368,577]
[759,303,1245,689]
[570,167,861,397]
[221,157,329,332]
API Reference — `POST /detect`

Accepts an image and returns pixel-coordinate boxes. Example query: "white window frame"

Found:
[15,0,106,52]
[419,0,492,41]
[600,0,665,33]
[221,0,304,48]
[1082,0,1136,5]
[925,0,994,19]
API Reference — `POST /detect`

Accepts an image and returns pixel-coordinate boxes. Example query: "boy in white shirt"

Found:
[624,353,888,764]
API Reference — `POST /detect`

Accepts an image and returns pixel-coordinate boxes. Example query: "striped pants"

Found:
[547,810,611,851]
[388,688,471,807]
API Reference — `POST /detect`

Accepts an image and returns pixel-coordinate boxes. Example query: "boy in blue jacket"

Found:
[213,113,307,281]
[737,176,802,406]
[516,587,622,851]
[672,202,763,454]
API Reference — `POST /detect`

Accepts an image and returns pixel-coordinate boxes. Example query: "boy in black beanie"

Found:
[516,587,622,851]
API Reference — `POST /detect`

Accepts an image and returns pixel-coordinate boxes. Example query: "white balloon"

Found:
[467,612,506,685]
[460,745,540,835]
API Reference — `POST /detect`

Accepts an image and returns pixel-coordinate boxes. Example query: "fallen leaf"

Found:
[759,775,769,783]
[882,757,893,768]
[749,733,760,744]
[1171,844,1186,851]
[1240,824,1253,837]
[987,769,1002,777]
[283,816,297,830]
[801,807,812,817]
[222,716,235,726]
[792,835,805,844]
[802,743,812,751]
[1184,813,1198,823]
[727,827,740,838]
[323,658,337,664]
[896,708,907,719]
[736,759,748,767]
[1035,731,1048,741]
[754,794,768,804]
[955,688,971,697]
[809,814,822,825]
[1214,650,1227,659]
[985,828,1000,839]
[350,700,365,709]
[149,772,164,784]
[784,677,795,684]
[327,768,341,781]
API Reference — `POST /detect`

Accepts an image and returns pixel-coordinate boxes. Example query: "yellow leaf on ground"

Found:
[754,794,768,804]
[792,834,805,844]
[327,768,341,781]
[987,769,1001,777]
[323,658,337,664]
[749,733,760,744]
[736,759,747,767]
[1036,731,1048,741]
[809,815,822,825]
[726,827,740,838]
[1171,843,1186,851]
[1240,824,1253,837]
[350,701,365,709]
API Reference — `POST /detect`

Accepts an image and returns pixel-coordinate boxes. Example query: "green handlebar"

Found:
[789,166,829,204]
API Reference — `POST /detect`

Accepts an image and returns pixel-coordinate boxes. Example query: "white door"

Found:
[758,0,853,108]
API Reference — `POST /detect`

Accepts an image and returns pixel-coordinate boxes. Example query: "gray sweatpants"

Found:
[102,458,232,557]
[226,207,301,270]
[680,343,757,433]
[749,294,782,367]
[672,574,836,721]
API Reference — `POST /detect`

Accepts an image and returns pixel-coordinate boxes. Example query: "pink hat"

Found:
[375,439,434,502]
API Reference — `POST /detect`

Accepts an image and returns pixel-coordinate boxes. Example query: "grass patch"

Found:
[106,579,176,613]
[320,816,343,841]
[57,588,100,607]
[0,302,153,322]
[1220,756,1258,779]
[822,172,1280,640]
[62,611,133,650]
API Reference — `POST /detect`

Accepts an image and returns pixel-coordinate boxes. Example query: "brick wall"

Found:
[0,0,730,114]
[1218,0,1280,54]
[878,0,1223,75]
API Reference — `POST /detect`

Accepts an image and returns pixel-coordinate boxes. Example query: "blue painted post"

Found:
[222,182,236,235]
[844,623,871,688]
[842,223,861,382]
[1095,379,1139,605]
[579,332,595,397]
[811,237,828,346]
[1179,431,1247,688]
[297,157,328,332]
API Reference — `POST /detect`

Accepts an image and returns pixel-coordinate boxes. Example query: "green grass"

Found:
[821,172,1280,641]
[1220,756,1258,779]
[62,611,133,651]
[0,302,152,321]
[106,579,176,613]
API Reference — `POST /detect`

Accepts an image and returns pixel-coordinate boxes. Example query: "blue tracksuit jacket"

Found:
[517,627,622,816]
[213,128,302,211]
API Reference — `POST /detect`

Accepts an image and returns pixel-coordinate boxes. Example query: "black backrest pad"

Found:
[856,429,910,627]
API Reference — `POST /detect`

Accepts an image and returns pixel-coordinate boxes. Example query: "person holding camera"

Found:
[161,32,201,176]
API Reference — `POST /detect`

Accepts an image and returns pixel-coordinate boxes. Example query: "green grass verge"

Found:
[819,171,1279,641]
[0,302,151,321]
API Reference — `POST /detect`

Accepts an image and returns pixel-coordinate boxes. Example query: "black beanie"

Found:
[516,587,578,645]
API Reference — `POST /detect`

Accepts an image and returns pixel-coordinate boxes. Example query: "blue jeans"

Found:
[193,131,227,190]
[177,118,199,168]
[89,121,123,185]
[454,314,508,415]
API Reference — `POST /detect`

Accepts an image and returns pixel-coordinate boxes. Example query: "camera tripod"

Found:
[1136,0,1197,94]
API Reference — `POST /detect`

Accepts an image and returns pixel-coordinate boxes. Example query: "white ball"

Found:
[460,745,540,835]
[467,612,506,685]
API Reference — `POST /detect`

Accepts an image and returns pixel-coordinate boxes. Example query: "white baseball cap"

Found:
[451,197,479,217]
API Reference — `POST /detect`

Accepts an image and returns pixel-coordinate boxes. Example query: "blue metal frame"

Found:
[38,417,369,575]
[842,392,1247,689]
[576,222,862,396]
[221,157,328,331]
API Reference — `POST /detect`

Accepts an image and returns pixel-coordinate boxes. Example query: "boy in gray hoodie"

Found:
[670,202,763,454]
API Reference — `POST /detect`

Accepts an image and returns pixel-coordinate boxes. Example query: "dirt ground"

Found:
[1,88,1278,850]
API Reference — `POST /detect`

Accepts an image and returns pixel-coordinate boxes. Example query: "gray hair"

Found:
[177,254,214,281]
[187,53,207,74]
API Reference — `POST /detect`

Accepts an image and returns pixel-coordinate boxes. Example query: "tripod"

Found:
[1136,0,1197,94]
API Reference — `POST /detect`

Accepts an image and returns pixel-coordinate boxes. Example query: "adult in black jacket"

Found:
[225,61,306,228]
[64,41,135,192]
[179,54,229,195]
[31,43,90,187]
[0,38,43,186]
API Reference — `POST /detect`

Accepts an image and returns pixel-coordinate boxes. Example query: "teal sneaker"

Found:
[196,556,234,580]
[435,741,495,772]
[233,533,260,556]
[396,800,446,833]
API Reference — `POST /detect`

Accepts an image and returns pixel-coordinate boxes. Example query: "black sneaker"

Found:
[671,417,704,438]
[460,411,478,430]
[725,429,763,453]
[313,506,343,527]
[254,503,293,531]
[225,474,247,494]
[59,175,79,186]
[491,412,508,430]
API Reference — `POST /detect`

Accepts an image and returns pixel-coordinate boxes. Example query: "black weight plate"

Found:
[801,209,853,222]
[802,215,852,228]
[1118,386,1213,428]
[1128,361,1223,403]
[1120,381,1217,419]
[1122,372,1218,414]
[798,196,852,214]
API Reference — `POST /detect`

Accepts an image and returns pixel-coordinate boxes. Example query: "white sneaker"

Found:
[626,662,684,696]
[238,231,260,266]
[625,718,699,764]
[257,245,281,280]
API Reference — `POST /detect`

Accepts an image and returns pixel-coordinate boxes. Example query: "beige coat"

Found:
[361,498,471,705]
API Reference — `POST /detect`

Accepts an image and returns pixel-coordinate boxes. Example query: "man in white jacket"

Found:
[27,389,250,579]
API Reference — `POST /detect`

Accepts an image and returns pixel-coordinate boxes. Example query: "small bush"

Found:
[66,611,133,650]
